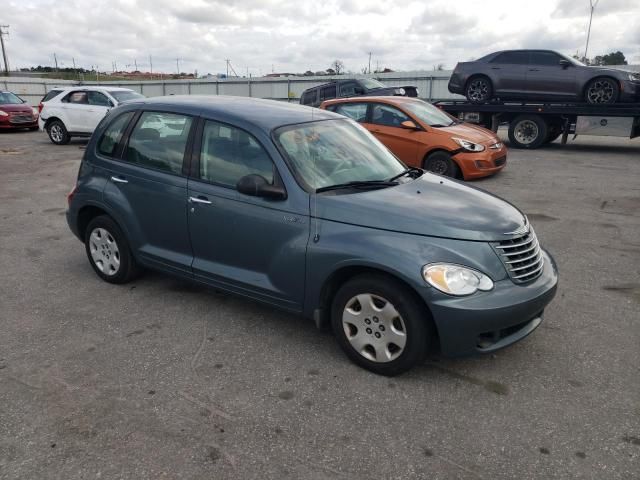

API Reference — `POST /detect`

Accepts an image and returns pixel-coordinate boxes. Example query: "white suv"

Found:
[38,86,144,145]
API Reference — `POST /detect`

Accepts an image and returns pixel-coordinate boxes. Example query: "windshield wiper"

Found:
[316,180,398,193]
[388,167,423,182]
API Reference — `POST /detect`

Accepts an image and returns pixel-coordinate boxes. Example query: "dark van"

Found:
[300,79,418,107]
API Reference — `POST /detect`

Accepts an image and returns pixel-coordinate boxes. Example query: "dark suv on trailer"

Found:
[66,95,557,376]
[300,78,418,107]
[449,49,640,104]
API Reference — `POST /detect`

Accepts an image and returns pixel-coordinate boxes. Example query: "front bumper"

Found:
[454,146,508,180]
[0,115,38,129]
[619,80,640,102]
[423,248,558,357]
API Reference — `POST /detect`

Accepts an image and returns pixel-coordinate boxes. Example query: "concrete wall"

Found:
[0,71,461,106]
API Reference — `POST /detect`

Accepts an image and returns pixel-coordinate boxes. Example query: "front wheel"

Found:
[508,114,548,149]
[465,76,493,104]
[424,151,461,178]
[585,77,619,104]
[47,120,70,145]
[84,215,140,284]
[331,275,433,376]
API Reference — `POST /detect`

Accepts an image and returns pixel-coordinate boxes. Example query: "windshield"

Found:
[108,90,145,103]
[275,119,406,191]
[404,100,456,127]
[0,92,24,105]
[360,78,386,90]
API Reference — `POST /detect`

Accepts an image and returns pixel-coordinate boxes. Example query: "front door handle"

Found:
[491,67,501,70]
[189,196,212,205]
[111,176,128,184]
[528,68,540,72]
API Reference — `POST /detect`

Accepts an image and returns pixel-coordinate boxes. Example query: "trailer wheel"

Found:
[508,115,548,149]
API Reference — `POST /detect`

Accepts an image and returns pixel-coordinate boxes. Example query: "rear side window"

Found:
[42,90,63,102]
[97,112,134,157]
[199,120,274,187]
[334,103,368,122]
[126,112,193,174]
[529,51,562,66]
[63,91,89,104]
[320,85,336,101]
[370,104,410,127]
[301,89,317,105]
[491,51,529,64]
[339,82,363,97]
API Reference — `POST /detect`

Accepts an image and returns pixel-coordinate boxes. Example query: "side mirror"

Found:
[400,120,419,130]
[559,59,570,69]
[237,174,286,200]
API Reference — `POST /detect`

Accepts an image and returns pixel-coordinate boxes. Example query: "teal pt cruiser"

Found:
[66,96,558,375]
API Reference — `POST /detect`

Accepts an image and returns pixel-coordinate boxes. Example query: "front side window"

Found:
[88,91,112,107]
[42,90,63,102]
[274,119,405,190]
[301,90,317,105]
[370,104,410,127]
[334,103,368,122]
[339,82,362,96]
[529,51,562,66]
[199,120,274,187]
[97,112,134,157]
[403,100,455,127]
[126,111,193,174]
[359,78,386,90]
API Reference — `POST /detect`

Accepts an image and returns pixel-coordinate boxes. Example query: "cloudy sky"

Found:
[4,0,640,75]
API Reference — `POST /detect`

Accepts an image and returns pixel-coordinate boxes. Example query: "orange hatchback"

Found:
[320,96,507,179]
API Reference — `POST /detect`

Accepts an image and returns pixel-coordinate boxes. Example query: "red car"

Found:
[0,91,39,131]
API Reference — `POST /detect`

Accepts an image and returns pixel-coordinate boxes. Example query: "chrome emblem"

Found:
[504,217,529,236]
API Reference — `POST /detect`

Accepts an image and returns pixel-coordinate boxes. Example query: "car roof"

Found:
[135,95,341,131]
[56,85,135,92]
[321,95,424,107]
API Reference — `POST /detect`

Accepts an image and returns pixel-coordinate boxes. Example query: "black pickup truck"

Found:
[300,78,418,107]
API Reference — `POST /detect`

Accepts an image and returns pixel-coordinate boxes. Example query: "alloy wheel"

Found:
[587,79,615,103]
[49,124,63,143]
[342,293,407,363]
[467,79,490,102]
[89,227,121,276]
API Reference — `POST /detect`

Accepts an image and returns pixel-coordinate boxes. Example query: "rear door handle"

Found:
[491,67,501,70]
[528,68,540,72]
[189,196,212,205]
[111,176,128,184]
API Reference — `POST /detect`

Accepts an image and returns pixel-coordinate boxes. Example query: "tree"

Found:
[303,70,314,76]
[325,68,336,75]
[330,59,344,75]
[593,51,627,66]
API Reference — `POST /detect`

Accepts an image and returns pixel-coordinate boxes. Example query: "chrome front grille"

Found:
[493,229,544,283]
[10,113,34,124]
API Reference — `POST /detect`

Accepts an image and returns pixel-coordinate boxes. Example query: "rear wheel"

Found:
[47,120,70,145]
[585,77,619,104]
[84,215,139,284]
[465,76,493,104]
[508,114,548,149]
[331,275,433,376]
[424,151,461,178]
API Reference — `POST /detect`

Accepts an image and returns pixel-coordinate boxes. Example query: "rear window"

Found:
[108,90,145,103]
[301,89,317,105]
[320,85,336,101]
[42,90,63,102]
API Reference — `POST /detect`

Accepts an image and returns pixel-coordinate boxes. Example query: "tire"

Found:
[584,77,620,104]
[331,274,433,376]
[424,151,461,178]
[47,119,71,145]
[465,76,493,104]
[84,215,139,284]
[545,123,563,144]
[508,114,548,149]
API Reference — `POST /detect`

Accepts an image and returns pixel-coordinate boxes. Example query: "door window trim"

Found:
[95,110,138,159]
[334,101,370,123]
[369,102,412,128]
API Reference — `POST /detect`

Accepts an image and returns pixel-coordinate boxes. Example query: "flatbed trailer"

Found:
[434,101,640,149]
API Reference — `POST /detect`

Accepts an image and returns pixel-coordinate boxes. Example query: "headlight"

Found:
[453,137,485,152]
[397,88,406,95]
[629,73,640,82]
[422,263,494,296]
[0,110,8,117]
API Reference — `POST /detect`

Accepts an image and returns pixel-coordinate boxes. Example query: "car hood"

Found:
[587,66,633,77]
[315,174,525,241]
[0,104,34,113]
[435,122,499,145]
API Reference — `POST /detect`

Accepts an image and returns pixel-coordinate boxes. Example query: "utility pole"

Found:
[368,52,372,74]
[226,59,230,77]
[149,54,153,79]
[72,57,78,80]
[176,58,180,75]
[583,0,599,64]
[54,52,59,72]
[0,25,10,76]
[134,58,138,71]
